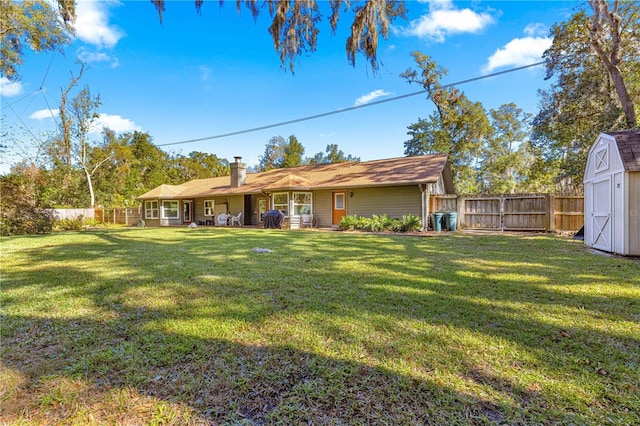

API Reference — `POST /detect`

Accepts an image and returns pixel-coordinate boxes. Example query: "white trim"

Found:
[204,200,215,216]
[145,200,159,219]
[161,200,179,219]
[272,192,289,216]
[292,191,313,216]
[183,200,193,222]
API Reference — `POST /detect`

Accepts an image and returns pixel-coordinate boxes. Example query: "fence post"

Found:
[125,208,128,225]
[546,194,555,232]
[499,195,504,231]
[457,195,465,230]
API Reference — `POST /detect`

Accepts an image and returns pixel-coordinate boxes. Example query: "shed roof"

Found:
[604,130,640,172]
[138,154,450,200]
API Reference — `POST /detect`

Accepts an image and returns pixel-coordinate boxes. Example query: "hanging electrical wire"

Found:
[155,61,547,147]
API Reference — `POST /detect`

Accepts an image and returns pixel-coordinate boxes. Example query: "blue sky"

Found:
[1,0,579,171]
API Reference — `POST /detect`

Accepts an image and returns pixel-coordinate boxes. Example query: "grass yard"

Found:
[1,227,639,425]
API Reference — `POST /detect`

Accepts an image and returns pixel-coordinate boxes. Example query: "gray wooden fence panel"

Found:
[463,197,502,230]
[432,194,584,231]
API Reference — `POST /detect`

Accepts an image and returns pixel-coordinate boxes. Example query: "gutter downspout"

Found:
[419,184,426,232]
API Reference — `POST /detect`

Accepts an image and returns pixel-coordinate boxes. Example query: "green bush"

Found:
[395,214,422,232]
[54,215,85,231]
[0,208,55,236]
[338,215,360,231]
[1,175,55,236]
[338,214,422,233]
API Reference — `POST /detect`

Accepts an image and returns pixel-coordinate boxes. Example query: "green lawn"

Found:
[1,228,638,425]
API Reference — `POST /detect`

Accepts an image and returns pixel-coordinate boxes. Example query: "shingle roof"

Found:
[137,154,449,200]
[605,130,640,172]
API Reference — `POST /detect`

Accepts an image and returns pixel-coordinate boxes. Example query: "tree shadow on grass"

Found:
[1,228,639,424]
[3,313,528,424]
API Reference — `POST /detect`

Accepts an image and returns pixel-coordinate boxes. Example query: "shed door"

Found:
[590,177,612,252]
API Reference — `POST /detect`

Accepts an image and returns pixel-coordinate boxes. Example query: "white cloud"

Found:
[29,108,60,120]
[354,89,392,106]
[524,23,548,38]
[77,48,120,67]
[74,1,124,49]
[483,25,552,73]
[90,113,141,133]
[0,77,24,97]
[405,0,495,42]
[199,66,212,82]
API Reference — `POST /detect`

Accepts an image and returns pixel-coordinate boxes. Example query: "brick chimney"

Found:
[230,156,246,187]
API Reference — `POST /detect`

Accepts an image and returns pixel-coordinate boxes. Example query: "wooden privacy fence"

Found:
[432,194,584,232]
[97,207,142,226]
[52,208,95,220]
[52,208,142,226]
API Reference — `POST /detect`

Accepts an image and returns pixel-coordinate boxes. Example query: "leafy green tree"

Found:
[532,2,638,191]
[171,151,230,181]
[150,0,407,74]
[258,136,287,171]
[0,170,55,235]
[480,104,533,193]
[258,134,308,170]
[90,130,183,207]
[587,0,638,128]
[1,0,74,81]
[89,130,135,207]
[281,135,305,168]
[307,144,360,164]
[127,131,174,191]
[401,52,491,193]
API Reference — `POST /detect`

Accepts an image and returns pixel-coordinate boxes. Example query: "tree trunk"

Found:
[588,0,638,128]
[84,166,95,208]
[608,64,637,128]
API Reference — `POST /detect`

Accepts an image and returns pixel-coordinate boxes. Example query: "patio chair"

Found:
[230,212,242,226]
[300,213,315,229]
[216,213,229,226]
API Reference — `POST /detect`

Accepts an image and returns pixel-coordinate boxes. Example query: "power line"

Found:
[156,60,547,148]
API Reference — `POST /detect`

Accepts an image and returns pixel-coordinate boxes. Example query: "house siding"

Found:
[144,218,161,227]
[346,186,423,219]
[303,186,426,228]
[311,190,333,229]
[228,195,244,221]
[193,196,229,225]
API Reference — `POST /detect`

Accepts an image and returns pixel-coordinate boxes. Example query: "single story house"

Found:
[137,154,454,230]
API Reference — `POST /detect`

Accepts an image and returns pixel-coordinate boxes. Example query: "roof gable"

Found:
[604,130,640,172]
[137,154,450,200]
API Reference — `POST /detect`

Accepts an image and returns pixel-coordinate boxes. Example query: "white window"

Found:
[204,200,215,216]
[292,192,312,215]
[273,192,289,216]
[162,200,179,219]
[145,201,158,219]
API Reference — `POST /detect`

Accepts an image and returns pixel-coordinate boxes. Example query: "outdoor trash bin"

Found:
[431,212,444,232]
[444,212,458,231]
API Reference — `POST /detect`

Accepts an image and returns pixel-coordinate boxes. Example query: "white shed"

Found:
[583,130,640,255]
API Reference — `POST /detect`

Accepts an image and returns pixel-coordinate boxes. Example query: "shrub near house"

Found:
[339,214,422,232]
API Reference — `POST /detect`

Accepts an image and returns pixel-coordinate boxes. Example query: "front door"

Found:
[257,197,269,223]
[332,191,347,226]
[183,200,192,223]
